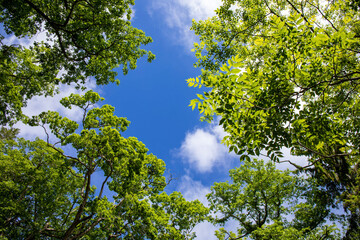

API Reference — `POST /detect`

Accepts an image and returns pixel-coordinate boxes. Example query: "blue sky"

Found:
[102,0,239,186]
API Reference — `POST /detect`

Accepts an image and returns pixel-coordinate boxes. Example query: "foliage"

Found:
[0,0,155,124]
[0,127,19,140]
[0,91,208,239]
[152,192,210,239]
[188,0,360,237]
[208,159,341,239]
[0,1,210,238]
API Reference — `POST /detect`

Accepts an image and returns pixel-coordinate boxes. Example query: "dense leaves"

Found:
[189,0,360,238]
[208,159,341,239]
[0,0,155,124]
[0,92,208,239]
[0,1,211,239]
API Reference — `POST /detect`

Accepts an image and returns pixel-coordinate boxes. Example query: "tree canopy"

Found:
[188,0,360,238]
[208,159,341,239]
[0,1,209,239]
[0,91,208,239]
[2,0,360,239]
[0,0,155,124]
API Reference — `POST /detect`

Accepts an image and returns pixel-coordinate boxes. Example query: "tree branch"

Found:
[284,0,314,32]
[306,0,338,31]
[71,217,104,240]
[63,170,92,239]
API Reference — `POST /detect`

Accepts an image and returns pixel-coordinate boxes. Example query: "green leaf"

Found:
[229,68,241,74]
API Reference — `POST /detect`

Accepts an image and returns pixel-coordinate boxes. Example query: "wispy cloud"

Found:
[149,0,221,50]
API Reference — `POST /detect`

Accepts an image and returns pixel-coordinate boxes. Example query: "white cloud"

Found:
[179,118,307,173]
[179,121,235,172]
[177,175,210,204]
[176,175,217,240]
[150,0,222,50]
[192,221,218,240]
[180,129,224,172]
[176,175,240,240]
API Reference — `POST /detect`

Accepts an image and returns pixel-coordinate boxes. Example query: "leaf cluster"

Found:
[0,0,155,124]
[189,0,360,237]
[0,92,208,239]
[208,159,341,240]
